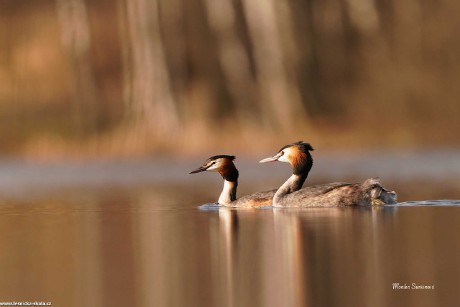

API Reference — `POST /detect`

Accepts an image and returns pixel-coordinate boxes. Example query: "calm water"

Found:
[0,153,459,307]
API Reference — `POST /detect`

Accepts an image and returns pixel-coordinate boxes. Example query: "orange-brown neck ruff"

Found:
[218,162,239,182]
[288,147,313,176]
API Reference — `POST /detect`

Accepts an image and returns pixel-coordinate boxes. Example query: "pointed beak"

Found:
[189,166,207,174]
[259,153,281,163]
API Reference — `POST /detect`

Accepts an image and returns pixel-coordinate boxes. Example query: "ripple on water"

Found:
[198,203,221,211]
[198,200,460,210]
[390,200,460,207]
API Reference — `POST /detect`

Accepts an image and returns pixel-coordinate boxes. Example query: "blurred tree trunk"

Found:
[118,0,179,136]
[241,0,308,132]
[55,0,99,134]
[203,0,258,127]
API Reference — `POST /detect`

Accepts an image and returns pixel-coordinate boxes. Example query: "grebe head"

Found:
[189,155,239,181]
[259,141,314,174]
[190,155,240,204]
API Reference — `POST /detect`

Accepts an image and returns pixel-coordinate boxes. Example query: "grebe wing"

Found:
[296,182,351,197]
[228,189,277,208]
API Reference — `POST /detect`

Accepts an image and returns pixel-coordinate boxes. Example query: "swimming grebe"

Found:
[259,141,397,207]
[190,155,275,208]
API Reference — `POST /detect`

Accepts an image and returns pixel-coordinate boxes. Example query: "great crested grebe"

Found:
[190,155,275,208]
[259,141,397,207]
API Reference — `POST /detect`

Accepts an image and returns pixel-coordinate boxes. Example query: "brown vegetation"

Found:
[0,0,459,158]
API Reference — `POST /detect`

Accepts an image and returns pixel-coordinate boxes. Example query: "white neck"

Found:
[218,180,237,204]
[273,174,306,206]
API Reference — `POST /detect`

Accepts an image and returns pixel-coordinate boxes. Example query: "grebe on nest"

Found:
[190,155,275,208]
[259,141,397,207]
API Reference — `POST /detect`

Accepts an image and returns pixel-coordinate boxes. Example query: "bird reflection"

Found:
[218,208,239,307]
[270,208,308,307]
[211,206,396,307]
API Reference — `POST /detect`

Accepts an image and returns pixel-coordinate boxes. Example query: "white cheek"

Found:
[278,155,290,163]
[207,164,219,171]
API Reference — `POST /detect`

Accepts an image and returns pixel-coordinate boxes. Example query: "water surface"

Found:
[0,155,459,307]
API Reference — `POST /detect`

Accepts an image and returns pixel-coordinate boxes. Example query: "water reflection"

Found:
[208,205,459,307]
[211,207,392,307]
[0,193,459,307]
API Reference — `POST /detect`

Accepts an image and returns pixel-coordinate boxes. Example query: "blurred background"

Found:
[1,2,460,307]
[1,0,459,159]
